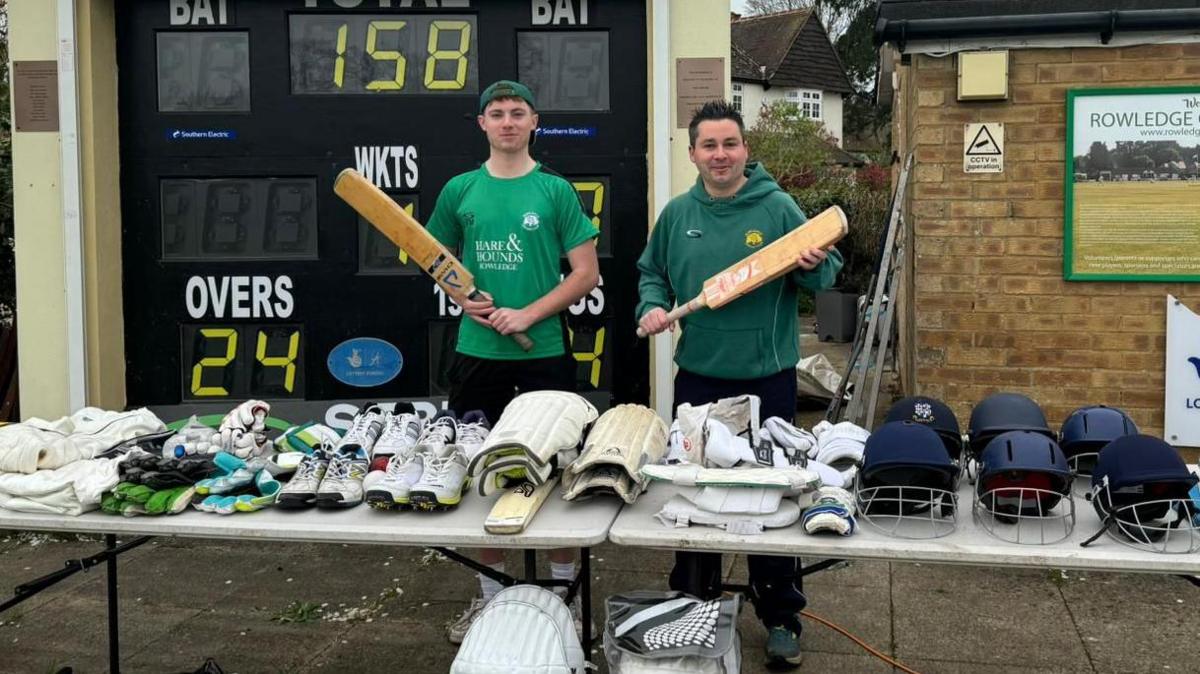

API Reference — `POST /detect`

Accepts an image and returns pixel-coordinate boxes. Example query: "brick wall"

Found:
[902,44,1200,441]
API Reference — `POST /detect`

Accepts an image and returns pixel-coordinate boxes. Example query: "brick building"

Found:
[876,0,1200,440]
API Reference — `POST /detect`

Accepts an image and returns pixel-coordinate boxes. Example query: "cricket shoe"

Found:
[369,411,424,473]
[408,444,470,510]
[456,410,491,462]
[364,447,430,510]
[275,449,330,509]
[316,446,370,508]
[335,403,386,457]
[417,410,457,452]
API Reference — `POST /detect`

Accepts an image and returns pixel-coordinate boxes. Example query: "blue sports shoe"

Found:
[765,625,803,669]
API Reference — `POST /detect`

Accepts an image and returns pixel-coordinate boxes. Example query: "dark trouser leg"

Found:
[672,367,806,629]
[668,551,724,600]
[748,555,806,632]
[446,353,514,428]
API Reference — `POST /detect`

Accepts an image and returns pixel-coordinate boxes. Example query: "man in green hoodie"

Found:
[636,100,843,668]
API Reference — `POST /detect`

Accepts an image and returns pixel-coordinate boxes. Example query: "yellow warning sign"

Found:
[963,122,1003,173]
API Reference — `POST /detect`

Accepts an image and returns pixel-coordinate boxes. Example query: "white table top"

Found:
[610,482,1200,575]
[0,491,622,549]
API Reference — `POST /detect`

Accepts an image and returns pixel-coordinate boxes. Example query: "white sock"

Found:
[479,562,505,603]
[550,560,576,599]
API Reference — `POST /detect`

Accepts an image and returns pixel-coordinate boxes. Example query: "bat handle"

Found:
[512,332,534,352]
[635,299,703,338]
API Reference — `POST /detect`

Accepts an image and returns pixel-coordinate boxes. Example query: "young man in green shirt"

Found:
[425,80,600,643]
[637,100,843,669]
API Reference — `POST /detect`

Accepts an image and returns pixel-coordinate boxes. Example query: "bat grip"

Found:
[512,332,535,352]
[466,289,534,352]
[635,299,702,338]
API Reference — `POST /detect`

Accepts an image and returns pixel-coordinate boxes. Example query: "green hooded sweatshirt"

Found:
[636,162,843,380]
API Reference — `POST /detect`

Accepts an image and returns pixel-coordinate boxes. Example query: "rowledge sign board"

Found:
[1065,86,1200,281]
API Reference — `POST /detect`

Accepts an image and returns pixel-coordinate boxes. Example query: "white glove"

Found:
[212,400,272,459]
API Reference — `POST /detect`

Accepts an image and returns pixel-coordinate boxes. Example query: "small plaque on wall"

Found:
[13,61,59,132]
[676,57,725,128]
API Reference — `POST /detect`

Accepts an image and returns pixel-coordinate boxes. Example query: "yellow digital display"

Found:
[290,15,478,95]
[183,325,304,400]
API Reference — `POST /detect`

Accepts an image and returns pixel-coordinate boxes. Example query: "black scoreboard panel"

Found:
[117,0,649,414]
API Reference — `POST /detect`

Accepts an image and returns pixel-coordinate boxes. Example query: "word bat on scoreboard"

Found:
[334,169,534,352]
[637,206,848,337]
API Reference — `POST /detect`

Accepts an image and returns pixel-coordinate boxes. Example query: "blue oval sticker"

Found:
[327,338,403,388]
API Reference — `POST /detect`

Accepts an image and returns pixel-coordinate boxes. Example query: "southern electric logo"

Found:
[166,129,238,140]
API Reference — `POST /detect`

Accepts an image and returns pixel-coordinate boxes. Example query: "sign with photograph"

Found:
[1066,86,1200,281]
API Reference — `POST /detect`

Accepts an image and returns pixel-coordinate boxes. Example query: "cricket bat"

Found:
[334,168,534,352]
[484,475,561,534]
[637,205,848,337]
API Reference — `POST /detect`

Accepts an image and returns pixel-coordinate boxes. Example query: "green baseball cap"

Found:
[479,80,537,113]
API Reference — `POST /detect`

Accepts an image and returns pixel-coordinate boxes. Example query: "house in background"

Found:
[731,10,855,146]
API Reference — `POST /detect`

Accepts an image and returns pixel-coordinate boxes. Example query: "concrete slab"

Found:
[1066,592,1199,673]
[124,607,344,673]
[892,564,1093,670]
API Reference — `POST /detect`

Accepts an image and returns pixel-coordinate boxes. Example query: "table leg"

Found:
[580,547,592,653]
[106,534,121,674]
[524,549,537,583]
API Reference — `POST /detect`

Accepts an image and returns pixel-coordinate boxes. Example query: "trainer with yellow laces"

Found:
[425,79,599,644]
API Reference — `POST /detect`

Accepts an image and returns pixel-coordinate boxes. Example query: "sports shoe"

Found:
[409,444,469,510]
[369,412,424,473]
[456,410,491,462]
[418,411,457,452]
[275,449,330,509]
[316,446,370,508]
[447,596,486,644]
[364,447,430,510]
[336,403,386,456]
[765,625,804,668]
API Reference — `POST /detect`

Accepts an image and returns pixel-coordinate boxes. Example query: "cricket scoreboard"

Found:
[117,0,649,417]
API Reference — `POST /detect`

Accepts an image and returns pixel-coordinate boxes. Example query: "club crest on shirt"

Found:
[521,212,541,231]
[462,212,476,228]
[745,229,764,248]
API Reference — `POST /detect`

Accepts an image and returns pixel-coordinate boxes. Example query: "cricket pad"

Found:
[563,404,667,504]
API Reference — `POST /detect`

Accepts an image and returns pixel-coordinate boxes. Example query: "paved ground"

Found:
[1,321,1198,673]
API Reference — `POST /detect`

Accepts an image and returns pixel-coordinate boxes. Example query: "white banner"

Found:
[1163,294,1200,446]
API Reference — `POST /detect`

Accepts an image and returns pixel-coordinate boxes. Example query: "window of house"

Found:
[732,83,743,113]
[801,90,822,120]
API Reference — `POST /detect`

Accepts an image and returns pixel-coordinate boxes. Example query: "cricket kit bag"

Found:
[604,591,742,674]
[451,584,586,674]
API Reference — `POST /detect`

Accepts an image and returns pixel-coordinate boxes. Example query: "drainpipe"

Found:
[57,0,88,410]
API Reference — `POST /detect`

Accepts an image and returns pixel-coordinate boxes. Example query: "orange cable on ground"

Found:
[800,609,922,674]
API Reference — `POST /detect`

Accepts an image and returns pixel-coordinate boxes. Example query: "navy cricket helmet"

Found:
[1059,405,1138,474]
[884,396,964,461]
[974,431,1073,541]
[967,393,1054,458]
[856,421,960,537]
[1087,434,1199,552]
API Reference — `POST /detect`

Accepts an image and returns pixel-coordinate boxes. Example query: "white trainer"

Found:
[409,444,469,510]
[417,412,457,452]
[370,412,424,473]
[455,410,491,462]
[364,447,430,510]
[335,404,386,457]
[447,596,487,645]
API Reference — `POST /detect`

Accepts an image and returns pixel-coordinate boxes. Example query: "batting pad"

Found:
[570,404,667,475]
[656,494,801,534]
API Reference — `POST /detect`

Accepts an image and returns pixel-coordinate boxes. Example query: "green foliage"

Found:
[744,101,834,188]
[271,600,323,624]
[747,102,891,295]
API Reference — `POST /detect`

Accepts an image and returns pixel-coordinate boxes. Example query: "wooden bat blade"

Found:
[636,206,848,339]
[334,168,534,352]
[334,168,475,300]
[702,205,847,309]
[484,476,560,534]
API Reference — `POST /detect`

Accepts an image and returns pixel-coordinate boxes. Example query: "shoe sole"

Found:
[274,495,317,509]
[365,490,411,511]
[315,494,363,509]
[408,490,463,511]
